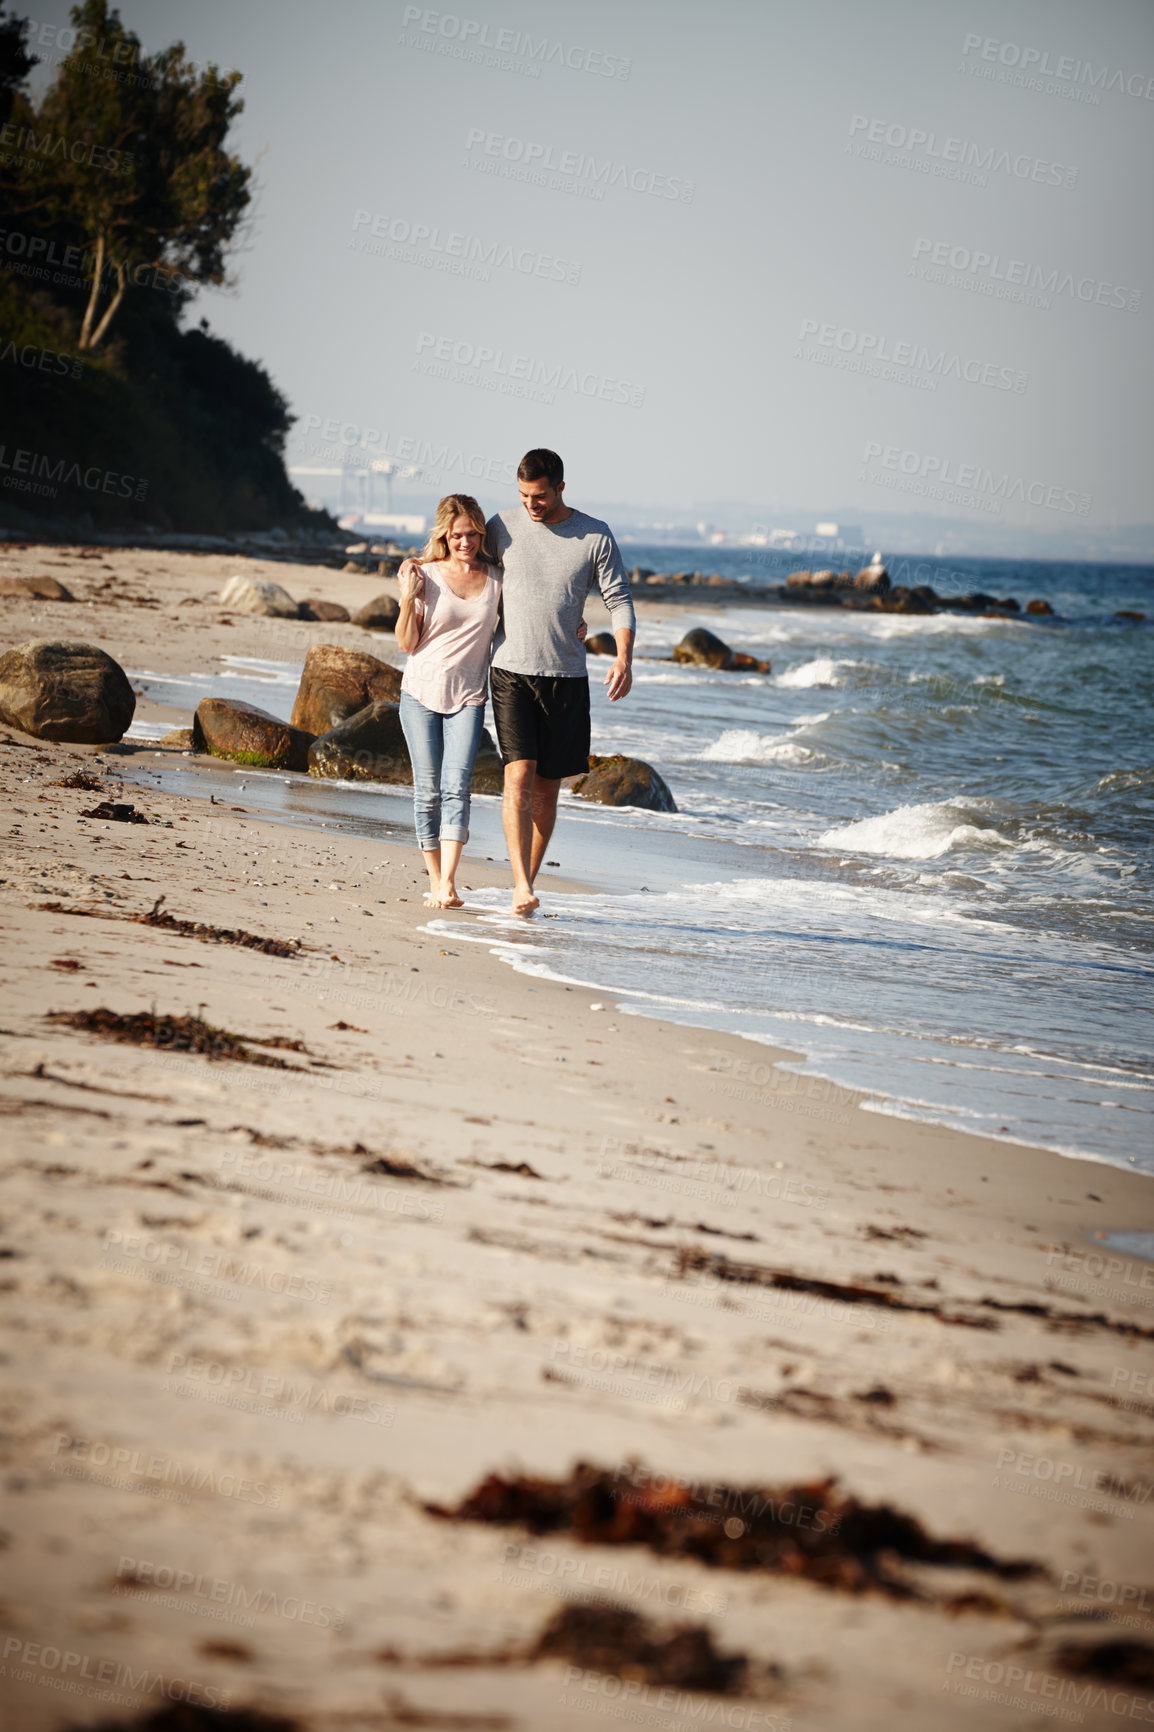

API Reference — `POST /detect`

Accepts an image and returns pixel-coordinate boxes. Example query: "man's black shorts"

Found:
[489,668,591,780]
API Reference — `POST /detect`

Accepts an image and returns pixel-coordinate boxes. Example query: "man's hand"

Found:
[603,658,632,702]
[397,558,424,601]
[576,618,588,643]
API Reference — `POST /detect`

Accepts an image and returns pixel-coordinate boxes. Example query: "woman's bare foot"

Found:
[511,887,539,915]
[423,882,443,908]
[440,884,464,908]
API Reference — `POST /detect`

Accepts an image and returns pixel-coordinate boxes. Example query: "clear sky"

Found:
[23,0,1154,544]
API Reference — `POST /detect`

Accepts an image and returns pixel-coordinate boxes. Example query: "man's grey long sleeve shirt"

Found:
[487,506,636,677]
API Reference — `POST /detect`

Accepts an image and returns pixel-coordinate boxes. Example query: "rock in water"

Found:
[731,651,772,673]
[0,575,75,600]
[352,594,401,631]
[308,701,411,782]
[585,632,618,656]
[672,627,735,670]
[291,643,403,736]
[854,566,890,593]
[193,697,314,770]
[218,574,301,617]
[470,727,504,794]
[568,754,677,813]
[0,639,134,741]
[298,598,351,622]
[1025,598,1055,616]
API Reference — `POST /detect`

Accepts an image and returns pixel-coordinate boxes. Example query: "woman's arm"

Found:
[395,564,425,655]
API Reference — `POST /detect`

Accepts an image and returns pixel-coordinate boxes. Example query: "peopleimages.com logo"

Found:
[910,236,1141,313]
[400,6,631,79]
[961,33,1154,101]
[847,114,1078,188]
[463,129,695,202]
[860,441,1091,517]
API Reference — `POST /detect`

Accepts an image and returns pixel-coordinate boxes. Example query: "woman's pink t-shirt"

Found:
[400,563,502,713]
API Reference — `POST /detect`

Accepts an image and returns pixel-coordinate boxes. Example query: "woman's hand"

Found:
[397,559,424,601]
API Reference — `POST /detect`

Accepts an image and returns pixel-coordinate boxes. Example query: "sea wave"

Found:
[698,729,825,766]
[819,800,1013,860]
[774,657,863,688]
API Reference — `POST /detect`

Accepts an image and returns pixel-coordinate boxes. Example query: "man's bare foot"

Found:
[511,888,539,915]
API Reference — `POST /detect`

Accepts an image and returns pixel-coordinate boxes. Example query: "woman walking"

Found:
[396,494,501,909]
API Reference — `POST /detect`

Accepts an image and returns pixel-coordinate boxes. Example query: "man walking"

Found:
[488,448,635,912]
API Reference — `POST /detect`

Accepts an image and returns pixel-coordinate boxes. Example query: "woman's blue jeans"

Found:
[399,690,486,849]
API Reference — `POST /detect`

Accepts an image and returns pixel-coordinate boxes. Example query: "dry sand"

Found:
[1,544,1153,1732]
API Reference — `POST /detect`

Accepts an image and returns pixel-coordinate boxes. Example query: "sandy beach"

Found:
[2,544,1153,1732]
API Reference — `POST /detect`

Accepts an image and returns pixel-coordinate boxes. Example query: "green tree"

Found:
[32,0,249,349]
[0,1,36,127]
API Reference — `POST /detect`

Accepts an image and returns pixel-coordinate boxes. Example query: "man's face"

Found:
[518,476,566,523]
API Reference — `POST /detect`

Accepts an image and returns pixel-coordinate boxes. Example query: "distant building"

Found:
[362,512,427,535]
[814,522,863,545]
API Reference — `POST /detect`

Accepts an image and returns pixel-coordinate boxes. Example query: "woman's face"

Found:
[447,514,482,559]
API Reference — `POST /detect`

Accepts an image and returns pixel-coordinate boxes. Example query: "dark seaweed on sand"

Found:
[427,1462,1042,1601]
[46,1007,306,1068]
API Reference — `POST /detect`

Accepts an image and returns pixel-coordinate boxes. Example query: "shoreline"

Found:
[3,543,1154,1730]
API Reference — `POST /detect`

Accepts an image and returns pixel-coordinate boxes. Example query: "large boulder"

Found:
[877,587,934,615]
[192,697,314,770]
[298,598,351,622]
[567,754,677,813]
[0,575,75,600]
[309,700,503,793]
[1025,598,1054,616]
[353,593,401,631]
[0,639,134,742]
[218,574,301,618]
[585,632,618,656]
[471,727,504,794]
[672,627,734,670]
[309,701,410,783]
[291,643,403,736]
[854,566,890,594]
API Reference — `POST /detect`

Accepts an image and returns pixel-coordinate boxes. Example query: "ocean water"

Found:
[126,551,1154,1174]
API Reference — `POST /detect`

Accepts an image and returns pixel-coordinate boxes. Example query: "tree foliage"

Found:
[11,0,250,348]
[0,2,327,534]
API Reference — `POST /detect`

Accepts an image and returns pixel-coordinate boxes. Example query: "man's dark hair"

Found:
[517,448,564,486]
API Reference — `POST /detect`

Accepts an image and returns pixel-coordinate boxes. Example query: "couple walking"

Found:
[396,447,635,914]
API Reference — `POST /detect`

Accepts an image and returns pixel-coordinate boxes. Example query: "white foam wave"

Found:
[698,730,821,766]
[775,657,861,688]
[819,800,1013,860]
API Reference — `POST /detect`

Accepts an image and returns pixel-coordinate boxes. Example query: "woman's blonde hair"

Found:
[420,494,491,564]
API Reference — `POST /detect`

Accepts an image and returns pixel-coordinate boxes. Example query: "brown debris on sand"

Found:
[72,1707,304,1731]
[33,894,303,959]
[80,800,150,823]
[46,1007,307,1068]
[530,1601,768,1695]
[426,1461,1042,1601]
[673,1244,997,1328]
